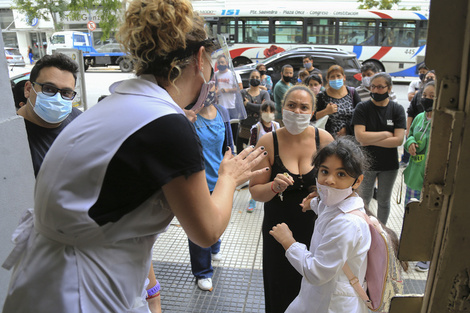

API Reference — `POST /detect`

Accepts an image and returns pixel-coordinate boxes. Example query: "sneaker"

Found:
[211,252,222,261]
[399,161,408,168]
[197,278,213,291]
[247,199,256,213]
[415,261,430,272]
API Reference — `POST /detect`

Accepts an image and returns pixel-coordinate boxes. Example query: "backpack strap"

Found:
[342,209,378,310]
[343,262,373,309]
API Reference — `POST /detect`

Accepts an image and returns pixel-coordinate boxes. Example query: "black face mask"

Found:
[370,92,389,102]
[420,97,434,112]
[259,70,266,76]
[250,78,261,87]
[218,64,228,71]
[283,75,292,83]
[419,73,426,81]
[425,78,434,83]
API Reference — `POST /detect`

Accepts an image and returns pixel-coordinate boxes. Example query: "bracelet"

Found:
[146,281,161,299]
[146,291,160,300]
[271,181,279,194]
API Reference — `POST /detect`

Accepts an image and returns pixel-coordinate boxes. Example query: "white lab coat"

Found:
[2,75,183,313]
[285,196,371,313]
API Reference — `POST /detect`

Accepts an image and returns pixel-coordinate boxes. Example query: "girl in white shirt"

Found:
[270,138,372,313]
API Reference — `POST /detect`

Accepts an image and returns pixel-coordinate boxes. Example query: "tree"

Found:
[68,0,123,41]
[13,0,68,30]
[13,0,122,40]
[357,0,401,10]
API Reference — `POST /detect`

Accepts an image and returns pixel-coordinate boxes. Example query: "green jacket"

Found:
[403,112,431,191]
[273,80,292,119]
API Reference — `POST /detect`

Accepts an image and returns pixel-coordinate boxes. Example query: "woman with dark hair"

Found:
[250,86,333,312]
[352,72,406,225]
[314,65,361,137]
[238,69,271,152]
[2,0,267,312]
[256,63,273,95]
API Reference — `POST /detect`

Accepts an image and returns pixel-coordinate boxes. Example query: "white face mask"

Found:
[282,109,311,135]
[362,76,372,88]
[311,86,321,95]
[316,180,354,207]
[261,112,275,123]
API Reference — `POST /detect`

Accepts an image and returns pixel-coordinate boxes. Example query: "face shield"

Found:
[210,35,247,122]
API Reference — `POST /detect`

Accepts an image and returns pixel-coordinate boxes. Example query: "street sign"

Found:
[87,21,96,31]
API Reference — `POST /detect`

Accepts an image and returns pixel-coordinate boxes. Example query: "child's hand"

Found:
[270,223,296,250]
[409,142,418,156]
[300,191,318,212]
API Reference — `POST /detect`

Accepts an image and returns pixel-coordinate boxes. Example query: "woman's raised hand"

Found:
[218,146,269,187]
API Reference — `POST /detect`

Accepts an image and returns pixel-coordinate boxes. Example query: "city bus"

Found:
[193,1,429,77]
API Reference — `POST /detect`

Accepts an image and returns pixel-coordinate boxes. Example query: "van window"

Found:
[51,35,65,44]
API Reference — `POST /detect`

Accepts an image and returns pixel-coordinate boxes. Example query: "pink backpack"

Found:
[343,210,404,312]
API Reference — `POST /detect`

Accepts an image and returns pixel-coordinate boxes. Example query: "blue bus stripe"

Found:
[390,64,419,77]
[353,46,363,59]
[411,45,426,58]
[414,12,427,20]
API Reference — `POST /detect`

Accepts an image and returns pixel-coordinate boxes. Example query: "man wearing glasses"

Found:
[17,53,81,176]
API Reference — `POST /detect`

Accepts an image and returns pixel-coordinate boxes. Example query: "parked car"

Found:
[235,47,364,88]
[10,72,30,88]
[4,47,26,67]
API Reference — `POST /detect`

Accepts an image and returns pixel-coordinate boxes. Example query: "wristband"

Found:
[271,181,279,194]
[147,281,161,299]
[146,291,160,299]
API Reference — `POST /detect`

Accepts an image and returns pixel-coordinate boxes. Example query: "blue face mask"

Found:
[29,87,73,123]
[329,79,344,90]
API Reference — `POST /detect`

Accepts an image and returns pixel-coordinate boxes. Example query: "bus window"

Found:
[205,19,218,38]
[380,21,416,47]
[418,20,428,46]
[338,19,376,46]
[238,18,269,43]
[306,18,335,45]
[220,18,236,43]
[274,19,303,44]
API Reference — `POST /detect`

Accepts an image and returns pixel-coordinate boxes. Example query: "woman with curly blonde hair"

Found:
[2,0,267,312]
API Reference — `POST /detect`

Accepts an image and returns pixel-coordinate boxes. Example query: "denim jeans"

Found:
[358,169,398,225]
[188,239,221,279]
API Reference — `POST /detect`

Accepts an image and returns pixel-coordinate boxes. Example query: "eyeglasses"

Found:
[370,85,388,90]
[33,82,77,100]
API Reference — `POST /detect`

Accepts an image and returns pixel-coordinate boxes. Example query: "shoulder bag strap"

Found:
[315,126,320,150]
[272,128,279,158]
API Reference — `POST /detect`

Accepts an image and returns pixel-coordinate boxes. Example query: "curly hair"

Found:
[117,0,215,82]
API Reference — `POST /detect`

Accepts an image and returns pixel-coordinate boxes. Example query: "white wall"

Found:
[0,29,35,307]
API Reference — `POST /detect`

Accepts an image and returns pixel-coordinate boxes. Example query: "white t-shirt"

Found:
[216,70,238,109]
[408,80,422,94]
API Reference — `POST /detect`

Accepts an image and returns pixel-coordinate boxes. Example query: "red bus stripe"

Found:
[371,46,392,60]
[229,47,254,59]
[369,11,392,19]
